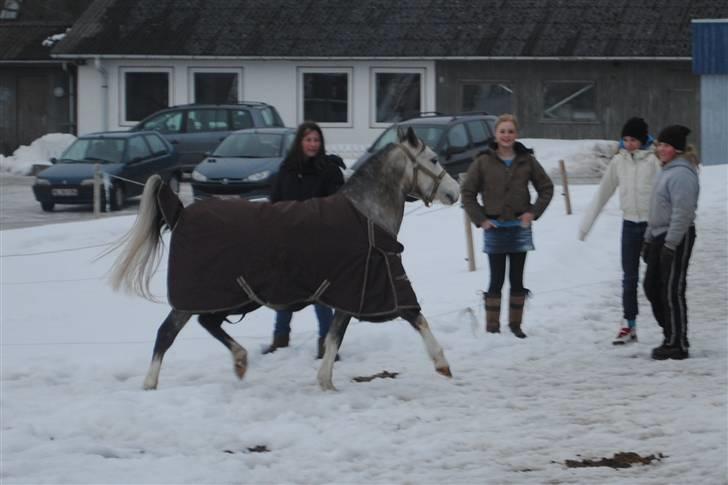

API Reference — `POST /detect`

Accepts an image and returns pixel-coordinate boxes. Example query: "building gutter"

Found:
[52,54,692,61]
[94,56,108,131]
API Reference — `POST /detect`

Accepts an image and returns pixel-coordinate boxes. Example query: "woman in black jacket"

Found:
[264,121,345,358]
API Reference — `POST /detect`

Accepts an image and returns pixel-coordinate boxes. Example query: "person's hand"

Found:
[641,241,651,263]
[519,212,534,228]
[660,246,675,271]
[480,220,496,230]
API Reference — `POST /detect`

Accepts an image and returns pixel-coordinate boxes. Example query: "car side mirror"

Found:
[50,157,57,164]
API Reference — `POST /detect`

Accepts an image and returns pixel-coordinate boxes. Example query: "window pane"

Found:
[194,72,238,104]
[461,83,512,115]
[303,72,348,123]
[542,82,596,121]
[186,109,229,132]
[125,72,169,122]
[231,109,254,130]
[128,136,152,160]
[447,124,469,149]
[141,111,183,133]
[466,121,490,146]
[375,73,421,123]
[145,134,167,154]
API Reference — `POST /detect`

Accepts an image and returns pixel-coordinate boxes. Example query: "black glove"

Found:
[660,246,675,272]
[641,241,651,264]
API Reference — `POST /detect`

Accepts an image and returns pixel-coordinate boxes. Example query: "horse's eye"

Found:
[431,157,439,165]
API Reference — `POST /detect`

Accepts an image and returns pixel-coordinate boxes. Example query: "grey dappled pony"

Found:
[109,127,460,390]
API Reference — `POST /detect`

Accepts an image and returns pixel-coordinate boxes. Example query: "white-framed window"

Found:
[188,67,243,104]
[298,67,352,127]
[542,81,597,122]
[120,67,173,125]
[370,68,425,127]
[460,81,513,115]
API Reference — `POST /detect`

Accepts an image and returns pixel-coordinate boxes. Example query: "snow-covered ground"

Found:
[1,149,726,483]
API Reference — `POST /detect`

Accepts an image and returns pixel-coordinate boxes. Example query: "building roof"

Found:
[0,0,94,61]
[52,0,728,59]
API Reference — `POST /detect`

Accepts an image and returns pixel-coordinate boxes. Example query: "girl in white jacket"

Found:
[578,117,660,345]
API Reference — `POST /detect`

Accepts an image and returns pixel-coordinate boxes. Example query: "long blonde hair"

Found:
[682,144,701,167]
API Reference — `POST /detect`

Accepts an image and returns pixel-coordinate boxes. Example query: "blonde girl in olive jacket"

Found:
[461,114,553,338]
[578,117,660,345]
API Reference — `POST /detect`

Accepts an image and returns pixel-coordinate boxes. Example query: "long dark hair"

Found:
[282,121,326,168]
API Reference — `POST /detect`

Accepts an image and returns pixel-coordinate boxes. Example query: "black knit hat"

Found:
[657,125,691,151]
[621,117,648,144]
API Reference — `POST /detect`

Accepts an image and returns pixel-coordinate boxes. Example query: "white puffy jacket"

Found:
[578,147,660,240]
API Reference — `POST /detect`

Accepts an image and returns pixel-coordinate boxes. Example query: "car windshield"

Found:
[213,133,284,158]
[372,125,446,151]
[60,138,125,164]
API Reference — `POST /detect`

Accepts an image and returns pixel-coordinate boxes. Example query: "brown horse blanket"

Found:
[159,188,420,321]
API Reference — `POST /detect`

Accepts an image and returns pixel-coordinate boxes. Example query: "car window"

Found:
[446,123,470,149]
[214,133,284,158]
[144,134,168,155]
[186,109,229,132]
[411,126,446,149]
[372,127,398,151]
[466,120,490,147]
[231,110,254,130]
[128,136,152,161]
[259,107,281,127]
[141,111,183,134]
[283,133,296,154]
[67,138,124,163]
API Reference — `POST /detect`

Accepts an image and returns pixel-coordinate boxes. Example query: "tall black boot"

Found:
[262,333,289,354]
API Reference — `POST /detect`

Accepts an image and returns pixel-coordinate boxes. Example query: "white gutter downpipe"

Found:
[94,56,108,131]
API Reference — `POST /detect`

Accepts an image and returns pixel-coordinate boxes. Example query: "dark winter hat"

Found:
[621,117,648,144]
[657,125,691,151]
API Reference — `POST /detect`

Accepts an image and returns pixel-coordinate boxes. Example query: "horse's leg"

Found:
[401,311,452,378]
[198,313,248,381]
[317,311,351,391]
[143,309,193,390]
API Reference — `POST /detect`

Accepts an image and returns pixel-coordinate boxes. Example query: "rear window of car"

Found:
[466,120,491,147]
[259,107,282,127]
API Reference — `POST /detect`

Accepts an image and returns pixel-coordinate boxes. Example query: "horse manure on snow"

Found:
[222,445,270,454]
[562,452,664,469]
[352,370,399,382]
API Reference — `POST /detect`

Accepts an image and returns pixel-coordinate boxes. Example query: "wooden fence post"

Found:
[559,159,572,215]
[93,163,101,217]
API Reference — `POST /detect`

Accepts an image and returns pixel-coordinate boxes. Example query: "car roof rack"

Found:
[171,101,271,108]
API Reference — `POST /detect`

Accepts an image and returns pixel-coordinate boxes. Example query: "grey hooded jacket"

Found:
[644,158,699,249]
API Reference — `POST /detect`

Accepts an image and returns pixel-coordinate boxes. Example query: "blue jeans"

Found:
[621,220,647,321]
[274,304,333,338]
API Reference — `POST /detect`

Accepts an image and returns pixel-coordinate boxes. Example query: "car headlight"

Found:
[191,170,208,182]
[35,178,50,185]
[244,170,271,182]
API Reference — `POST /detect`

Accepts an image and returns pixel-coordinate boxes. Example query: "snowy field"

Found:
[1,153,726,483]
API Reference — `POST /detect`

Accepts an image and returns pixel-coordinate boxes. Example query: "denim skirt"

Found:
[483,224,535,254]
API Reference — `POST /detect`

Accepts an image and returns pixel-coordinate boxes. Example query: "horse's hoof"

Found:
[234,362,247,380]
[318,381,337,392]
[436,366,452,378]
[142,380,157,390]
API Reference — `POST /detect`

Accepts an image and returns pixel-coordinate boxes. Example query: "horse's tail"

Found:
[108,174,182,300]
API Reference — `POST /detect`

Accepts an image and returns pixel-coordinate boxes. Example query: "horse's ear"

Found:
[405,126,419,147]
[396,125,407,142]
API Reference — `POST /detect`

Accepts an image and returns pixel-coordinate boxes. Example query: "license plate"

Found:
[215,194,240,200]
[51,188,78,196]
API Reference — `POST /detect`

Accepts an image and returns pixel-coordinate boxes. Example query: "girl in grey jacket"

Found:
[642,125,699,360]
[579,117,660,345]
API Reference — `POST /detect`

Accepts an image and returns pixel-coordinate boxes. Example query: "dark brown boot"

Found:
[262,333,289,354]
[508,291,528,339]
[484,293,501,333]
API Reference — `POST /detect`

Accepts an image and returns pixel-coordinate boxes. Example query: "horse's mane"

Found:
[344,143,400,188]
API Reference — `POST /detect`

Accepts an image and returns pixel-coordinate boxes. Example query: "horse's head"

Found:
[396,127,460,206]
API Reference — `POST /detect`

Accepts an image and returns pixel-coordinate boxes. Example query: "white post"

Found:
[459,173,476,272]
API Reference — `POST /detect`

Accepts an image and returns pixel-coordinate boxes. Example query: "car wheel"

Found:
[41,201,55,212]
[167,173,180,194]
[109,184,125,211]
